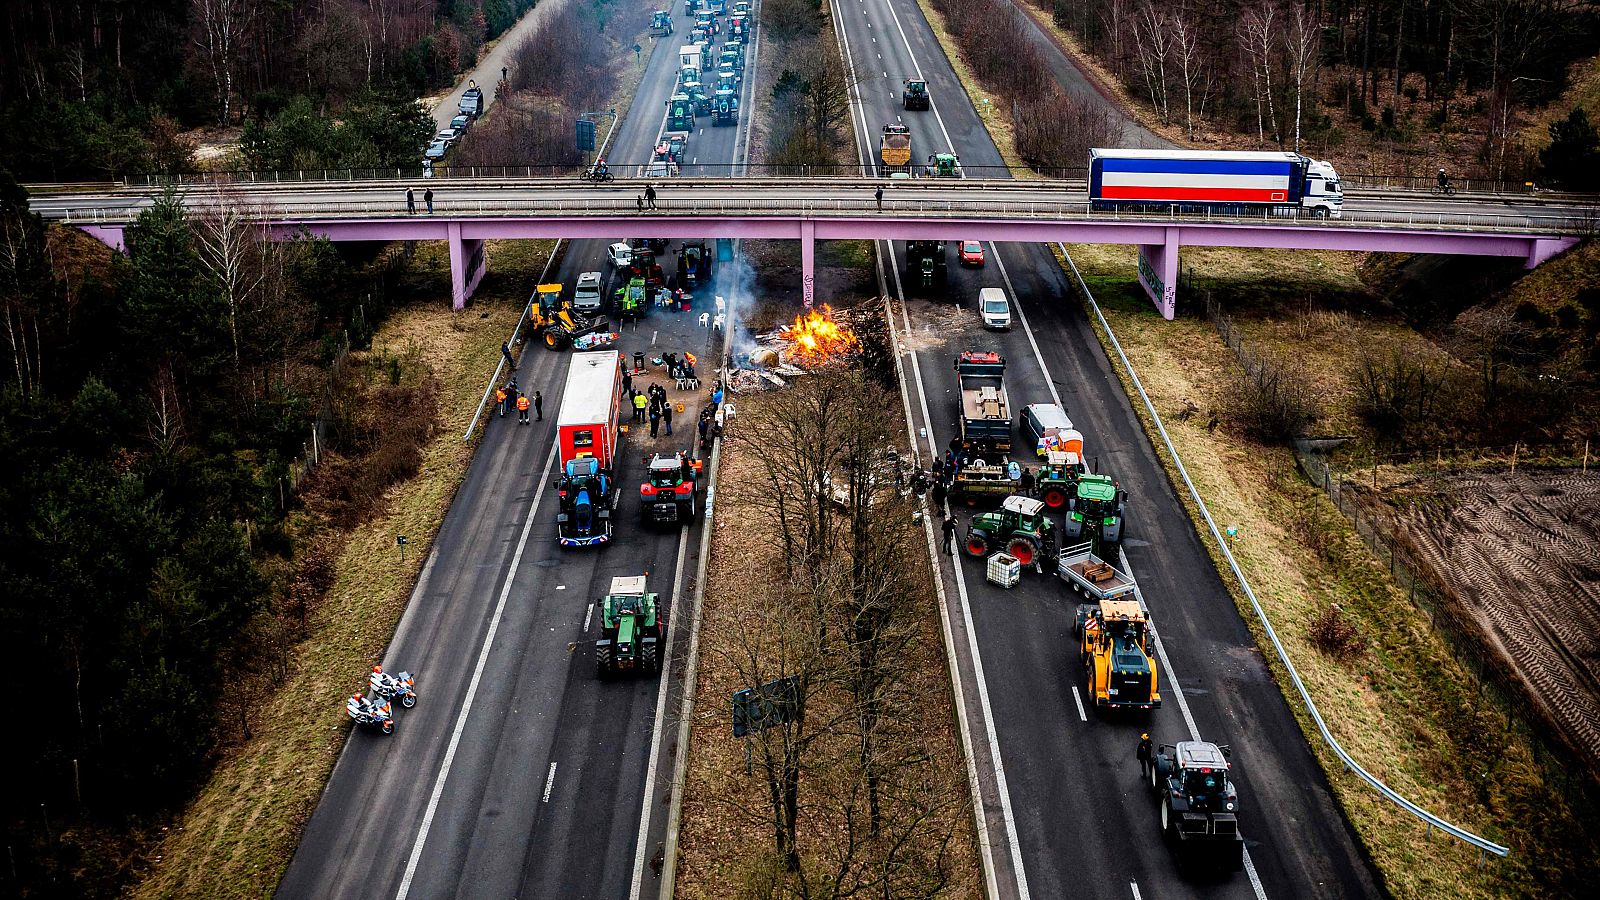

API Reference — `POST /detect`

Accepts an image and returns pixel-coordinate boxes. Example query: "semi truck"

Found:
[1088,148,1343,218]
[955,351,1010,453]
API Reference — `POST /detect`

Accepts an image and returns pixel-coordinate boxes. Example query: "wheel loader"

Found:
[596,575,665,679]
[1074,598,1161,711]
[528,283,606,350]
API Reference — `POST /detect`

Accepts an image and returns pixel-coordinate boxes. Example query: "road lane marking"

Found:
[583,602,595,632]
[542,762,558,803]
[1130,880,1142,900]
[394,438,560,900]
[1070,685,1088,722]
[989,244,1062,409]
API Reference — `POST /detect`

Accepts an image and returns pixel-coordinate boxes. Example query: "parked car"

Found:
[450,114,471,134]
[573,271,605,314]
[1021,403,1074,456]
[607,243,634,271]
[959,240,986,267]
[424,139,448,160]
[435,128,459,147]
[978,286,1012,330]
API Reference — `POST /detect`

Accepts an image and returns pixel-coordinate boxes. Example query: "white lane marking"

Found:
[583,602,595,632]
[542,762,558,803]
[990,244,1062,408]
[1120,549,1267,900]
[394,438,561,900]
[1130,880,1142,900]
[651,329,659,345]
[1070,685,1088,722]
[628,524,693,900]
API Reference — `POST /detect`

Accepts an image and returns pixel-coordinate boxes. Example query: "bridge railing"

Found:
[37,194,1593,236]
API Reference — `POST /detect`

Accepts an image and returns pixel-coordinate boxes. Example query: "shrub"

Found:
[1307,604,1364,661]
[1225,350,1319,443]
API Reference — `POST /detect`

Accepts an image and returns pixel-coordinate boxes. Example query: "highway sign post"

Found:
[576,118,596,153]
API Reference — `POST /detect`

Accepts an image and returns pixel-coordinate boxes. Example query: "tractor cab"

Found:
[1170,742,1236,811]
[532,282,563,319]
[964,495,1056,569]
[1065,473,1127,547]
[596,574,664,678]
[902,79,929,110]
[683,80,711,113]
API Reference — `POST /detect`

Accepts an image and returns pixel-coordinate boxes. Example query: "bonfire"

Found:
[783,304,859,366]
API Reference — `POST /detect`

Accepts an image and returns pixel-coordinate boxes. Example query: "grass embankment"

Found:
[910,0,1029,174]
[127,239,550,899]
[1063,243,1600,899]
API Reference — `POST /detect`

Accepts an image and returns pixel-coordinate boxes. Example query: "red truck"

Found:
[557,350,623,469]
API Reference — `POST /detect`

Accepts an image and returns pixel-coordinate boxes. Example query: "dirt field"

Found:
[1376,470,1600,770]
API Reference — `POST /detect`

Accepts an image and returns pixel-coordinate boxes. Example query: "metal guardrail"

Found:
[34,195,1591,236]
[1058,243,1512,863]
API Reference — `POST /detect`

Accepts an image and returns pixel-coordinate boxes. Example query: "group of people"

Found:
[630,382,676,438]
[404,187,435,214]
[494,377,542,424]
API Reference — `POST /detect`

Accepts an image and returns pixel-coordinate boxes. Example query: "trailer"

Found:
[955,351,1010,454]
[556,350,624,470]
[1089,148,1343,218]
[1057,541,1137,602]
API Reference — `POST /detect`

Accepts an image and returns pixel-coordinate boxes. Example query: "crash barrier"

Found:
[37,191,1593,236]
[463,239,563,440]
[1059,243,1512,863]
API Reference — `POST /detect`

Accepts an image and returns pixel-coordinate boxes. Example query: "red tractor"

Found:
[640,451,702,527]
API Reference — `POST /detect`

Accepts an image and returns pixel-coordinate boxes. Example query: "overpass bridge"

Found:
[28,177,1593,316]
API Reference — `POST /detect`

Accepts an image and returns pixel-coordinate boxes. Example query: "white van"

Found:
[978,287,1011,330]
[573,272,604,314]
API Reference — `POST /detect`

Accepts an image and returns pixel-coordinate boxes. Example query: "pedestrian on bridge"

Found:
[1137,733,1153,780]
[875,185,883,210]
[406,187,416,214]
[533,390,543,421]
[424,187,435,214]
[645,184,658,210]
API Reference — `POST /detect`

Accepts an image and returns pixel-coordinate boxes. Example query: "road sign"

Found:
[576,118,596,152]
[732,676,801,737]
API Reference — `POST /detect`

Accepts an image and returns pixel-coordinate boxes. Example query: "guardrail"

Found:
[33,195,1591,235]
[1058,243,1512,863]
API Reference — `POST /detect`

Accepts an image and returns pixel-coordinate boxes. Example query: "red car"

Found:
[959,240,985,267]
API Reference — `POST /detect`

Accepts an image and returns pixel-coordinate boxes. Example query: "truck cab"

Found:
[1302,158,1344,218]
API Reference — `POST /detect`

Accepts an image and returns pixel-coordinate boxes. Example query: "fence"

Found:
[1296,449,1600,821]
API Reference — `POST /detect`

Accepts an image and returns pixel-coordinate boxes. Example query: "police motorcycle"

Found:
[346,693,395,734]
[368,665,418,709]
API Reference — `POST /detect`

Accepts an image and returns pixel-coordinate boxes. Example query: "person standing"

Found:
[649,404,662,438]
[406,187,416,214]
[495,385,507,417]
[633,390,648,423]
[875,185,883,210]
[942,515,957,554]
[1019,466,1036,496]
[644,184,658,210]
[533,390,543,421]
[516,393,530,424]
[622,370,633,395]
[1137,733,1154,780]
[663,403,673,435]
[424,187,435,214]
[501,341,516,371]
[502,65,508,83]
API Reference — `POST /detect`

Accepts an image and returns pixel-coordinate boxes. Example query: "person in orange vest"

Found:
[516,393,531,424]
[495,386,507,417]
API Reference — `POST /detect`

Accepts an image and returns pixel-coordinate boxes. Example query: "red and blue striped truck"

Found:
[1089,149,1343,219]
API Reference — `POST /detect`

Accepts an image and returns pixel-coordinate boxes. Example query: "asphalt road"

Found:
[274,6,762,898]
[835,0,1385,897]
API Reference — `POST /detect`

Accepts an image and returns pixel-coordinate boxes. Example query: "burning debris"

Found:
[731,304,868,392]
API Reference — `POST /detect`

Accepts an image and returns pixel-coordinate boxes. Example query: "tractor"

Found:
[666,93,695,131]
[556,457,615,548]
[902,79,929,110]
[1035,449,1089,509]
[527,283,606,350]
[640,451,701,527]
[596,577,663,679]
[1063,473,1127,550]
[1074,598,1161,711]
[963,495,1057,569]
[613,277,650,321]
[1149,741,1245,872]
[926,152,962,178]
[677,240,713,287]
[683,80,712,114]
[712,90,737,125]
[651,9,674,35]
[627,244,665,290]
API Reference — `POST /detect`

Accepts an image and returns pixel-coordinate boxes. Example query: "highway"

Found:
[273,4,762,898]
[833,0,1384,898]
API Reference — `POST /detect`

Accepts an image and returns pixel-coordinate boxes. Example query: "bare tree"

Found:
[1170,8,1204,140]
[1284,2,1321,152]
[1238,2,1278,146]
[1132,1,1171,123]
[192,0,255,124]
[194,187,267,370]
[147,361,187,454]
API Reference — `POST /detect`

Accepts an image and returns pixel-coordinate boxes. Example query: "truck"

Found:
[879,123,912,174]
[955,351,1010,453]
[904,239,946,290]
[458,85,484,118]
[1074,595,1162,711]
[1149,741,1245,872]
[595,575,665,678]
[556,350,623,471]
[651,9,674,35]
[640,451,701,526]
[1088,148,1343,218]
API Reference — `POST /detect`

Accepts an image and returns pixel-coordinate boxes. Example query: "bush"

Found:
[1225,350,1319,443]
[1306,604,1364,661]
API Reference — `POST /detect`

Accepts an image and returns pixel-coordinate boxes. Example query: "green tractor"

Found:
[963,495,1057,569]
[614,277,649,321]
[926,152,962,178]
[667,92,696,131]
[1035,449,1089,510]
[1063,473,1128,549]
[902,78,929,110]
[596,577,664,679]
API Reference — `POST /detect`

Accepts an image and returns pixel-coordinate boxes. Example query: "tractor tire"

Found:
[1005,537,1039,566]
[1160,801,1171,840]
[1041,486,1069,508]
[596,644,612,679]
[544,330,567,350]
[642,640,660,675]
[964,533,990,558]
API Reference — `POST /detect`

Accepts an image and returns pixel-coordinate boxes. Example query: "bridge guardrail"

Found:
[1059,244,1512,864]
[35,195,1593,236]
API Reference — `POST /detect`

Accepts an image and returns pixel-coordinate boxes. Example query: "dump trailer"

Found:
[904,239,947,290]
[596,575,665,678]
[1150,741,1245,872]
[1089,148,1343,218]
[879,123,912,174]
[640,451,702,526]
[1075,597,1161,710]
[955,350,1010,453]
[1063,472,1128,550]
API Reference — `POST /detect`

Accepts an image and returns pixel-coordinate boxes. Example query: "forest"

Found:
[0,0,536,180]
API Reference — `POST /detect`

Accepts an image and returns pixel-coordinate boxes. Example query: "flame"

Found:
[785,305,859,365]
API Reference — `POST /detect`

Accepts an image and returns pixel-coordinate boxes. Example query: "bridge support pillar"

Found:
[800,219,816,308]
[1137,227,1179,320]
[447,221,487,310]
[1525,237,1578,269]
[79,225,127,254]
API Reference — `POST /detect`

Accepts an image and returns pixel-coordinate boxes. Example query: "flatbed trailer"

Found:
[1057,541,1136,602]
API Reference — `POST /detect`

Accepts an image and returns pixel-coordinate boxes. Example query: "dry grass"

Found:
[126,266,534,899]
[1063,243,1596,899]
[911,0,1029,174]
